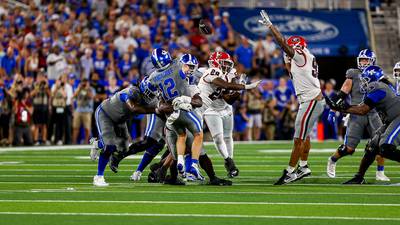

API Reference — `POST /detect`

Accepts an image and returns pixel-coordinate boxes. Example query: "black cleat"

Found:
[224,157,239,178]
[164,175,186,185]
[208,177,232,186]
[147,171,157,183]
[343,174,366,184]
[109,152,124,173]
[149,162,162,172]
[274,169,297,185]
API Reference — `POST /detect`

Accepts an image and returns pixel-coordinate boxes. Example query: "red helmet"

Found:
[208,52,234,75]
[287,36,307,49]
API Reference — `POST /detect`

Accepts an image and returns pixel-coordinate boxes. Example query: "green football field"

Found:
[0,141,399,225]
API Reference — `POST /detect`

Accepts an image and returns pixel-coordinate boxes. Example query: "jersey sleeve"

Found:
[345,69,357,80]
[363,84,386,108]
[292,49,306,67]
[189,85,200,97]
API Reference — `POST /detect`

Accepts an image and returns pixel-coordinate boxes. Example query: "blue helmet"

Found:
[151,48,172,70]
[357,49,376,70]
[360,65,384,93]
[180,53,199,75]
[139,76,158,104]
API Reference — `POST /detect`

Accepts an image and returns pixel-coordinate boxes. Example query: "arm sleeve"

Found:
[345,69,356,79]
[292,49,306,67]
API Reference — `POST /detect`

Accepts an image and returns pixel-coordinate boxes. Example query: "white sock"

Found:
[287,166,295,173]
[177,155,184,166]
[299,160,307,167]
[224,136,234,158]
[213,133,229,159]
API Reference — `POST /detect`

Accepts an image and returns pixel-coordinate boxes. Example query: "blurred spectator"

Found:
[234,104,249,141]
[234,36,255,74]
[117,53,134,80]
[279,100,297,140]
[114,23,138,55]
[107,75,120,96]
[263,98,279,140]
[244,88,264,141]
[46,46,67,80]
[274,76,295,111]
[322,79,338,139]
[93,48,110,80]
[0,79,12,146]
[31,72,51,145]
[90,72,107,137]
[80,48,94,79]
[1,47,17,78]
[25,50,40,78]
[13,88,33,146]
[72,78,94,144]
[270,49,285,78]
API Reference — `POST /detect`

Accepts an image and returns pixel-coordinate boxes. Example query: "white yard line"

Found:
[1,189,399,196]
[0,199,399,207]
[0,212,397,221]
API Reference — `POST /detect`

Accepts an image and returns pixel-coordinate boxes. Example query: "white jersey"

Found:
[197,67,225,113]
[286,48,321,103]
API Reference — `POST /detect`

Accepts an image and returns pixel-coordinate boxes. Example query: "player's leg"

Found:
[222,112,239,177]
[93,108,116,187]
[327,115,363,178]
[366,113,390,181]
[109,123,130,173]
[275,99,323,185]
[204,114,229,159]
[185,111,204,179]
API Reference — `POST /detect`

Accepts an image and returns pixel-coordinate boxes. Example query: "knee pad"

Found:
[338,144,355,157]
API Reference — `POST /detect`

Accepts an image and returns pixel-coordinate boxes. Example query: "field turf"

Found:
[0,141,399,225]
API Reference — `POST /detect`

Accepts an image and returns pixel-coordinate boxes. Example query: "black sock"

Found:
[357,149,377,177]
[199,154,216,180]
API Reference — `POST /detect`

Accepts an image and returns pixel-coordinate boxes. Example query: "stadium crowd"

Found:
[0,0,343,146]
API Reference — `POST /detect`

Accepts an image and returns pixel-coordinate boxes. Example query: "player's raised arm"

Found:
[258,10,295,58]
[212,77,261,91]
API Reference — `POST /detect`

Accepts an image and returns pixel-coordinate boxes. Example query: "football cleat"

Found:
[189,163,205,181]
[376,171,390,181]
[130,171,142,181]
[343,174,366,184]
[109,152,124,173]
[185,173,196,182]
[224,157,240,178]
[93,175,109,187]
[148,171,157,183]
[295,165,312,181]
[209,177,233,186]
[177,162,185,175]
[326,157,336,178]
[89,138,100,161]
[274,169,297,185]
[164,175,186,185]
[149,162,162,172]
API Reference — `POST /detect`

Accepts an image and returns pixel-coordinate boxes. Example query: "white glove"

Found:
[180,95,192,104]
[245,80,262,90]
[258,10,272,27]
[178,102,192,112]
[172,97,193,111]
[239,74,247,85]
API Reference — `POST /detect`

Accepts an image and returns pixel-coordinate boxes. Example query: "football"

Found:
[199,19,213,34]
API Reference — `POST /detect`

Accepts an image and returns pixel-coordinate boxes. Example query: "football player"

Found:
[326,50,389,181]
[326,65,400,184]
[91,84,171,187]
[259,10,325,185]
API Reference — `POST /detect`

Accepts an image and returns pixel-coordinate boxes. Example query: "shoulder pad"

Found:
[345,68,360,79]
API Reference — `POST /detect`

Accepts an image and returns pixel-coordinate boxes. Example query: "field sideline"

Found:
[0,141,399,225]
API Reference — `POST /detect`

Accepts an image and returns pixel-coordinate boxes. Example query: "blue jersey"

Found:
[118,60,132,78]
[274,87,293,111]
[93,57,109,79]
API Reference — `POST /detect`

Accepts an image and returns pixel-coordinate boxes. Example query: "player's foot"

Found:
[189,163,205,181]
[343,174,366,184]
[56,140,63,145]
[327,157,336,178]
[209,177,232,186]
[109,152,124,173]
[89,138,100,161]
[45,140,51,146]
[295,165,311,181]
[274,169,297,185]
[148,171,157,183]
[149,162,162,172]
[34,141,40,146]
[376,171,390,181]
[185,173,196,182]
[224,157,239,178]
[93,175,109,187]
[130,171,142,181]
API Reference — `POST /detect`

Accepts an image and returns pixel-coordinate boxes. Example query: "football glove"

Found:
[325,95,349,111]
[258,10,273,27]
[245,80,262,90]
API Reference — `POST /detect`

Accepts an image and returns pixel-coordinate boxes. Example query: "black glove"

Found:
[325,95,349,111]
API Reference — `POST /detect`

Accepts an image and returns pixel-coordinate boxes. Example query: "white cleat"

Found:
[93,175,109,187]
[89,138,100,161]
[327,157,336,178]
[130,171,142,181]
[376,171,390,181]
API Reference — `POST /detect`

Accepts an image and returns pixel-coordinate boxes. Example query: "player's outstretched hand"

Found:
[325,96,349,112]
[245,80,262,90]
[258,10,272,27]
